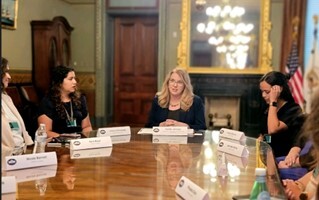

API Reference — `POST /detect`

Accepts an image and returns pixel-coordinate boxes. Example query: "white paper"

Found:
[5,152,57,171]
[1,176,16,194]
[175,176,210,200]
[219,128,246,144]
[217,139,249,157]
[70,136,112,150]
[139,127,193,136]
[110,135,131,144]
[97,126,131,137]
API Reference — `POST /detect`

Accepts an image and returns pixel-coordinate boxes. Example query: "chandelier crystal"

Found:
[196,0,254,69]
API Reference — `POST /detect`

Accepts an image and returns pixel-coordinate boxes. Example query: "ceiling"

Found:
[61,0,95,4]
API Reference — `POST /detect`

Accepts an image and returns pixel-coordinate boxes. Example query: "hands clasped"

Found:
[159,119,188,127]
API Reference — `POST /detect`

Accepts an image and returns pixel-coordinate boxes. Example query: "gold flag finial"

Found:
[292,17,299,42]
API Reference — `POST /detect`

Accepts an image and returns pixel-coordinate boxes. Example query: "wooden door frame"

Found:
[104,12,158,126]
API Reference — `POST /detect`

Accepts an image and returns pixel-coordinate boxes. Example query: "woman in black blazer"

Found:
[145,67,206,130]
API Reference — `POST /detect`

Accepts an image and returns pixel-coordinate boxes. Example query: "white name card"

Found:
[97,126,131,137]
[217,151,248,169]
[70,147,112,159]
[110,135,131,144]
[70,136,112,150]
[219,128,246,144]
[153,126,188,135]
[5,165,57,183]
[152,135,188,144]
[5,152,57,171]
[175,176,210,200]
[217,139,249,157]
[138,127,194,137]
[1,176,16,194]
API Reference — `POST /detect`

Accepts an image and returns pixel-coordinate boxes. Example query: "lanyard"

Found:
[63,101,74,122]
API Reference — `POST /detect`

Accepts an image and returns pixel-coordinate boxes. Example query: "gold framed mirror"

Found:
[177,0,273,74]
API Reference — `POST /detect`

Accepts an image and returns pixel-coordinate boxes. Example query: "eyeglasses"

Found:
[169,79,184,86]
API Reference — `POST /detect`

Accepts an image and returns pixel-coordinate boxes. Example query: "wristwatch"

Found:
[270,102,278,107]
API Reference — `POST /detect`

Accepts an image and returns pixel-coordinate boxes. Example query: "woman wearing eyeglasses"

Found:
[1,57,33,164]
[145,67,206,130]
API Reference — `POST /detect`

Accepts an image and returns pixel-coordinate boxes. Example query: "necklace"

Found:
[169,102,180,107]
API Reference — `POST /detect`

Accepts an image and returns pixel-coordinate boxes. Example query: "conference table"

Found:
[2,128,287,200]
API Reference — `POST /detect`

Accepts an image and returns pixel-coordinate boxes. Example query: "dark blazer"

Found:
[145,95,207,130]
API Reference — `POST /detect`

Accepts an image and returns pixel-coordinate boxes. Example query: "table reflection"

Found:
[156,144,194,189]
[50,148,76,191]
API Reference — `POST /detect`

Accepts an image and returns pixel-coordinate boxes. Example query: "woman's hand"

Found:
[269,85,282,103]
[283,147,301,167]
[282,179,303,200]
[159,119,189,128]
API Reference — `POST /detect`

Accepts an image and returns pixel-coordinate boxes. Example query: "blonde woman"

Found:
[145,67,206,130]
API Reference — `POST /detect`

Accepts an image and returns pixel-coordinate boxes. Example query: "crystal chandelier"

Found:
[196,0,254,69]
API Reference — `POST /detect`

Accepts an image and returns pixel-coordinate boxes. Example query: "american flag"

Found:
[285,42,304,108]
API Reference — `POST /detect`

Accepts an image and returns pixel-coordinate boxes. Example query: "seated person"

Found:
[145,67,206,130]
[38,65,92,138]
[277,138,316,180]
[1,57,33,163]
[258,71,304,157]
[282,89,319,199]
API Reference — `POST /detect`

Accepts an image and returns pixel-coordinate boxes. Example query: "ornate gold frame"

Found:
[177,0,273,74]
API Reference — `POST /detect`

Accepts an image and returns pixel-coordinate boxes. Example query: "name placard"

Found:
[217,139,249,157]
[217,151,248,169]
[70,136,112,150]
[153,126,188,135]
[5,165,57,183]
[1,176,16,194]
[138,127,194,137]
[175,176,210,200]
[152,135,188,144]
[219,128,246,144]
[97,126,131,137]
[5,152,57,171]
[70,147,112,159]
[110,135,131,144]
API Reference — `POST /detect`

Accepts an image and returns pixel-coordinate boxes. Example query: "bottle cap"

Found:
[255,168,266,176]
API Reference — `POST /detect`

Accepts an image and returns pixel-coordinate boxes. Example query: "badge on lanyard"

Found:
[9,121,19,131]
[67,119,77,127]
[64,101,77,127]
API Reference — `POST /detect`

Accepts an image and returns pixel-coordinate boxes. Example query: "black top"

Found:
[145,95,207,130]
[38,95,89,134]
[261,101,304,157]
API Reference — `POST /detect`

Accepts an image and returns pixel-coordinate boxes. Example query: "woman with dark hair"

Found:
[38,65,92,138]
[1,57,33,164]
[145,67,206,130]
[259,71,304,157]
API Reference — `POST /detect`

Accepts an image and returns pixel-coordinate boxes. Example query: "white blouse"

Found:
[1,97,25,155]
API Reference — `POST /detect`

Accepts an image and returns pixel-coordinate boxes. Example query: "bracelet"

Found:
[295,180,306,192]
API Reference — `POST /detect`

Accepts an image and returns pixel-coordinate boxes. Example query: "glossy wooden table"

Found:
[2,129,287,200]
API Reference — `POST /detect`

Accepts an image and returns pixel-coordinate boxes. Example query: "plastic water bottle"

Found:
[249,168,270,200]
[35,123,47,153]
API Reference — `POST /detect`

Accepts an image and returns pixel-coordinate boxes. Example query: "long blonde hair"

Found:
[156,67,194,111]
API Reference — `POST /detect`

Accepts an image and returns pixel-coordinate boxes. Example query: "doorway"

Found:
[113,16,158,126]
